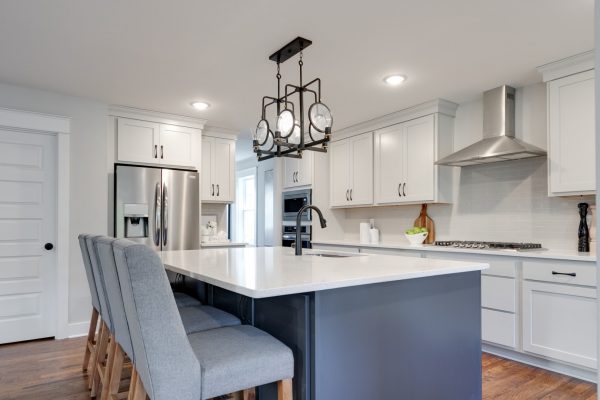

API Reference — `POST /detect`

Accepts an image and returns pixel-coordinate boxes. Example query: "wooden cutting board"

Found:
[414,204,435,244]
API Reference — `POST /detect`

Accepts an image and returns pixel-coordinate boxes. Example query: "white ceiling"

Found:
[0,0,593,137]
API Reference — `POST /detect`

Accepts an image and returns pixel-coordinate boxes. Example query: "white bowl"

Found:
[405,232,428,246]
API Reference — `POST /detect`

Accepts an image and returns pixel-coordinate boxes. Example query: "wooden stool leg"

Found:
[277,379,292,400]
[132,373,147,400]
[127,368,138,400]
[243,388,256,400]
[101,335,117,400]
[92,321,110,397]
[83,308,99,372]
[89,316,104,390]
[107,343,125,400]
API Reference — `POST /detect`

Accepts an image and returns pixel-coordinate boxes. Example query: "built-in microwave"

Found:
[283,189,312,221]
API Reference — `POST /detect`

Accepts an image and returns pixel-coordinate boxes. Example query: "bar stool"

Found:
[113,240,294,400]
[94,237,242,399]
[78,234,102,387]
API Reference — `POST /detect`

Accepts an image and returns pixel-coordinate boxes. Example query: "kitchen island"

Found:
[161,247,488,400]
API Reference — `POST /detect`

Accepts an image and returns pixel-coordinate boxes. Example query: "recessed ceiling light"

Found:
[191,101,210,110]
[383,75,406,86]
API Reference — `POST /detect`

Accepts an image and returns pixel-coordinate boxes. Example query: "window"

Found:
[234,168,257,245]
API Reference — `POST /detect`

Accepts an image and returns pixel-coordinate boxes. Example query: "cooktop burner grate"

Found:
[434,241,543,250]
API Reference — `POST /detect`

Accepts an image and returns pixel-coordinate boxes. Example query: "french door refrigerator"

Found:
[114,164,199,251]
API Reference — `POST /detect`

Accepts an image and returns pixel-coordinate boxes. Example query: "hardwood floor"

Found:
[0,337,596,400]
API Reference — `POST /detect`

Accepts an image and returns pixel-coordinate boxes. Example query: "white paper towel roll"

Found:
[369,228,379,244]
[360,223,370,244]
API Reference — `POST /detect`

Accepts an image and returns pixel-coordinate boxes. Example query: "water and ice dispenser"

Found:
[123,203,149,238]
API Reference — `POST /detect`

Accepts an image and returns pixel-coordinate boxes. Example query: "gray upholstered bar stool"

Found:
[113,240,294,400]
[77,234,103,388]
[95,237,242,399]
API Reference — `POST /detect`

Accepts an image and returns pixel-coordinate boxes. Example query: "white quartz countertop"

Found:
[312,240,596,262]
[200,242,247,248]
[160,246,488,298]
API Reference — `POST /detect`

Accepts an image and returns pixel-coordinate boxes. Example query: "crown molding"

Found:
[203,125,239,140]
[537,50,594,82]
[109,105,208,130]
[333,99,458,141]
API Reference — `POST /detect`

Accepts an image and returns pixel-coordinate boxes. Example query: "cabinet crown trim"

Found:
[537,50,595,82]
[203,125,239,140]
[109,105,207,130]
[332,98,457,141]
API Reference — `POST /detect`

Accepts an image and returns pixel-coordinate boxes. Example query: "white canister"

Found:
[360,223,371,244]
[369,228,380,244]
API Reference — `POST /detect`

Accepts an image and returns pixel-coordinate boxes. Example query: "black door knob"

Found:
[44,243,54,251]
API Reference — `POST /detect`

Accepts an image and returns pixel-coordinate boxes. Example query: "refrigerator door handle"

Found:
[162,182,168,246]
[154,182,161,246]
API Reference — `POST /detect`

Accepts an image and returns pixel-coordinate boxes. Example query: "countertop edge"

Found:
[312,240,596,262]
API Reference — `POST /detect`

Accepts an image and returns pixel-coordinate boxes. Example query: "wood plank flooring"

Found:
[0,337,596,399]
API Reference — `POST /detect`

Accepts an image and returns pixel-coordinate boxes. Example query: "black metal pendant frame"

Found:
[254,36,331,162]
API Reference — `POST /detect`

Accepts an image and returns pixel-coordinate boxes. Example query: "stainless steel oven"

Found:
[283,189,312,221]
[282,223,312,249]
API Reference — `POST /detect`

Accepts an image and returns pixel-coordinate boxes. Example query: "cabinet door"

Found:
[329,139,350,207]
[403,115,435,202]
[283,157,300,188]
[295,151,313,187]
[201,137,214,201]
[159,124,198,167]
[212,138,235,201]
[117,118,160,164]
[522,280,597,369]
[374,124,404,204]
[349,132,373,205]
[548,70,596,196]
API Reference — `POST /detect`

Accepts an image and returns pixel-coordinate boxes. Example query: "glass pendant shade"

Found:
[288,122,302,145]
[276,109,295,138]
[255,119,270,146]
[308,102,333,133]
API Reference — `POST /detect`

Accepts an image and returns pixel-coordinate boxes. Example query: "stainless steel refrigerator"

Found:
[114,164,199,251]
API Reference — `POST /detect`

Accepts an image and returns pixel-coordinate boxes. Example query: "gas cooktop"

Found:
[434,241,544,251]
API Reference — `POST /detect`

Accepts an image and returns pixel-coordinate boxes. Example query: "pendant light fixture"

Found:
[253,37,333,161]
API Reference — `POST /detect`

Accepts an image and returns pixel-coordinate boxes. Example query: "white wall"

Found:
[314,83,594,251]
[0,81,109,328]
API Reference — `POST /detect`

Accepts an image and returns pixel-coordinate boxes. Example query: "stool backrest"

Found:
[78,234,101,313]
[95,236,134,359]
[112,239,201,400]
[86,235,113,331]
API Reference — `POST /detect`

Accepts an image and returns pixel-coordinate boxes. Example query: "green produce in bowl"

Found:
[405,226,428,235]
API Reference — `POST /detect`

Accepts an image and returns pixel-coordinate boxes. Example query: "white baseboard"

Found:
[483,343,597,383]
[67,321,90,338]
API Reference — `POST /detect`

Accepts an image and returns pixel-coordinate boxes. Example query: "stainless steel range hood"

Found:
[436,85,546,167]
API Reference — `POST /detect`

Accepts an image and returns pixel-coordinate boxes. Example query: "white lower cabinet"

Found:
[482,309,516,348]
[522,280,597,369]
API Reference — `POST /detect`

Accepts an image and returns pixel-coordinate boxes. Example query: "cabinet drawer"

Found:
[522,280,597,369]
[481,276,515,312]
[523,260,596,287]
[482,309,516,348]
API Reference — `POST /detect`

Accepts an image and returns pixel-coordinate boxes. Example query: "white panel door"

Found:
[522,280,597,369]
[403,115,435,202]
[117,118,160,164]
[329,139,350,207]
[548,70,596,195]
[283,157,300,188]
[374,124,405,204]
[212,138,235,201]
[159,124,198,167]
[201,137,214,201]
[0,130,56,344]
[349,132,373,205]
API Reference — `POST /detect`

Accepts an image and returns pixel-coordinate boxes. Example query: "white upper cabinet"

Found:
[117,117,200,168]
[330,132,374,207]
[201,136,235,203]
[283,151,313,188]
[117,118,160,164]
[547,70,596,196]
[374,114,451,205]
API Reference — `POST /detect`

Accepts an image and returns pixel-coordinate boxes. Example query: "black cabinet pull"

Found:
[552,271,576,277]
[346,189,349,201]
[216,184,220,196]
[402,182,406,197]
[160,145,164,159]
[154,145,158,158]
[398,183,401,197]
[211,184,214,196]
[350,189,353,201]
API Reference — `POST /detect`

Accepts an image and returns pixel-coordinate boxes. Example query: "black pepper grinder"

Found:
[578,202,590,252]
